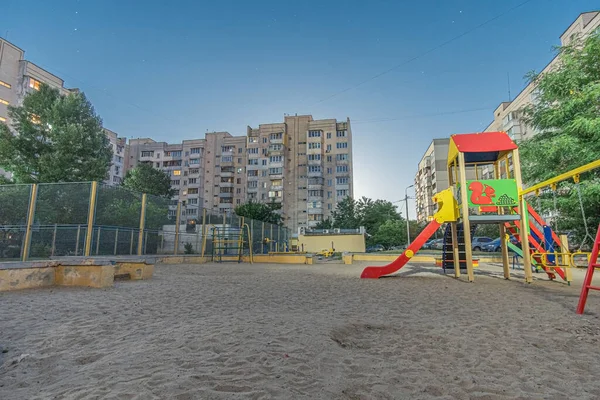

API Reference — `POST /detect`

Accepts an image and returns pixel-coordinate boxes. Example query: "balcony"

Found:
[269,173,283,180]
[218,203,234,210]
[308,184,323,190]
[219,192,234,198]
[307,159,322,166]
[270,137,284,144]
[307,220,320,228]
[219,182,234,188]
[247,164,260,170]
[308,208,323,214]
[270,185,283,191]
[220,171,234,177]
[308,171,322,178]
[247,186,258,193]
[268,161,283,168]
[335,183,350,190]
[269,196,283,203]
[268,145,284,155]
[308,195,323,202]
[247,175,259,181]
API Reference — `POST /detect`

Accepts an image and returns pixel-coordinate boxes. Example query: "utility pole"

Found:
[405,184,414,248]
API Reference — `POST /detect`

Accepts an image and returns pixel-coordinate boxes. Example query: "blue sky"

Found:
[2,0,597,217]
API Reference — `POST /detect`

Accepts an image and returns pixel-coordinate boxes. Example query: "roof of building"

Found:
[448,131,517,165]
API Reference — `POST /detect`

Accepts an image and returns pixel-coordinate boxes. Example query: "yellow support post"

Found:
[137,193,147,255]
[245,223,253,263]
[174,202,182,255]
[560,234,572,285]
[84,181,98,257]
[458,153,475,282]
[201,208,207,257]
[512,149,533,283]
[22,183,38,262]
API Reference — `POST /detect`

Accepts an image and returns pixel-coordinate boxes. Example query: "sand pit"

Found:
[2,262,600,399]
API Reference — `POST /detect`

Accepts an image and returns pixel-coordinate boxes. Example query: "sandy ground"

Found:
[2,261,600,399]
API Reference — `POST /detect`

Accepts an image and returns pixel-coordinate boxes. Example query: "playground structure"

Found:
[362,132,599,292]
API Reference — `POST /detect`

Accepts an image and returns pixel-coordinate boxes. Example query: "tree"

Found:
[315,218,333,229]
[0,84,112,183]
[122,163,176,198]
[234,200,282,225]
[519,32,600,246]
[331,197,360,229]
[371,220,406,249]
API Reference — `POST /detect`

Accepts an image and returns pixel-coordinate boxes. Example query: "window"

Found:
[248,158,259,165]
[222,156,233,162]
[327,167,333,174]
[171,180,181,186]
[336,154,348,161]
[327,191,332,199]
[308,165,321,173]
[188,178,197,184]
[262,159,267,166]
[327,179,332,186]
[237,178,242,184]
[327,155,332,162]
[0,80,10,89]
[326,144,331,152]
[236,199,241,205]
[236,188,242,194]
[249,137,258,143]
[336,142,348,149]
[268,191,282,198]
[191,147,201,154]
[0,117,6,122]
[262,137,268,143]
[189,158,200,165]
[336,130,347,137]
[188,188,199,194]
[327,132,331,139]
[308,154,321,161]
[189,168,199,174]
[336,177,349,185]
[308,190,323,197]
[308,201,322,208]
[270,132,283,140]
[173,170,181,176]
[165,151,182,157]
[220,198,233,204]
[269,155,283,163]
[186,208,197,216]
[222,145,234,153]
[269,167,283,175]
[248,181,258,188]
[29,78,41,90]
[248,170,259,177]
[221,187,233,193]
[262,170,267,177]
[308,130,321,138]
[308,142,321,149]
[328,203,332,210]
[248,148,259,154]
[238,148,243,153]
[337,189,349,197]
[0,98,9,105]
[238,158,242,163]
[221,166,235,173]
[262,148,267,155]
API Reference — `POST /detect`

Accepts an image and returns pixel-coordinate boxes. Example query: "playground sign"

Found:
[458,179,519,207]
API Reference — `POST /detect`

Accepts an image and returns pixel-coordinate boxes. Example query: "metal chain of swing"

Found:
[573,174,595,250]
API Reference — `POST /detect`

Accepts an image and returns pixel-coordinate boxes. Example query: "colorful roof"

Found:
[448,132,517,165]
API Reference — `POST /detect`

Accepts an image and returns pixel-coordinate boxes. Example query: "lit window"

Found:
[173,170,181,176]
[31,114,41,124]
[0,116,6,122]
[0,80,11,89]
[29,78,41,90]
[0,98,8,105]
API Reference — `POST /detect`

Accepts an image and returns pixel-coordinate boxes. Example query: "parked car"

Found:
[366,244,384,253]
[471,237,494,251]
[431,239,445,250]
[484,236,522,252]
[423,240,435,249]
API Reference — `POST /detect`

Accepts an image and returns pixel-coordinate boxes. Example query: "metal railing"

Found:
[0,181,291,261]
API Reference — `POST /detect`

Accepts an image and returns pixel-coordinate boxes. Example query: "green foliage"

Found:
[371,220,406,249]
[331,197,360,229]
[122,163,176,198]
[520,32,600,247]
[314,218,333,229]
[184,242,194,254]
[235,200,282,225]
[0,84,112,183]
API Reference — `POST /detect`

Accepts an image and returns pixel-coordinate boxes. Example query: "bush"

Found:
[184,242,194,254]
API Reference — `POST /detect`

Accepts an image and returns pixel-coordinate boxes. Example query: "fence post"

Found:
[129,229,134,255]
[84,181,98,257]
[51,223,57,257]
[96,226,101,255]
[137,193,147,256]
[75,225,81,256]
[250,219,254,254]
[114,228,119,255]
[222,212,226,227]
[201,208,207,257]
[270,224,273,253]
[262,222,265,254]
[144,231,148,255]
[277,227,281,252]
[22,183,38,262]
[174,201,182,255]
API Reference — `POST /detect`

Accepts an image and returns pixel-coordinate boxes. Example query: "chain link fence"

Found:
[0,181,292,261]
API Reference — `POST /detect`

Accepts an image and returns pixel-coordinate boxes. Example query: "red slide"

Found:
[361,219,442,279]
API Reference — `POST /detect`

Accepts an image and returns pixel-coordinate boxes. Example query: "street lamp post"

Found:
[405,184,414,248]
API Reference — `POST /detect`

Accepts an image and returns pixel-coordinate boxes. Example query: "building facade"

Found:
[414,139,450,223]
[0,38,127,185]
[127,115,354,232]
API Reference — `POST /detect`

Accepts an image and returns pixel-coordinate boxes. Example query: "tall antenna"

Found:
[507,72,512,101]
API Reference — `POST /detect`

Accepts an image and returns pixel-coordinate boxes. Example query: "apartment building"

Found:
[0,37,127,185]
[246,115,354,232]
[414,139,450,223]
[479,11,600,181]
